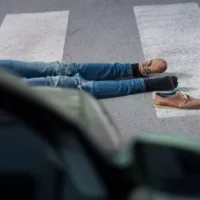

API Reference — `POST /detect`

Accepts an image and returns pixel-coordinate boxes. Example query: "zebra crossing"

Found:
[0,11,69,61]
[0,1,200,141]
[134,2,200,118]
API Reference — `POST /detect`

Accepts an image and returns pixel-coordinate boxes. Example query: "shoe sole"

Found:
[153,104,200,110]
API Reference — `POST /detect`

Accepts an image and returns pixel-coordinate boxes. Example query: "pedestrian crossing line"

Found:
[0,11,69,62]
[134,3,200,118]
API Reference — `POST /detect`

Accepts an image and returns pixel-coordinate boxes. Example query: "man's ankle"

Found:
[144,76,178,92]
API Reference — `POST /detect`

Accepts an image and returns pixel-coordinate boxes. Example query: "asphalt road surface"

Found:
[1,0,200,144]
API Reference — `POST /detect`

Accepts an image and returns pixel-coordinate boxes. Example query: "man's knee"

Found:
[78,81,94,94]
[65,63,79,76]
[50,75,88,89]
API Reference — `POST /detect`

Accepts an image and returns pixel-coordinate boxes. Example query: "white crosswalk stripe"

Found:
[0,11,69,61]
[134,3,200,118]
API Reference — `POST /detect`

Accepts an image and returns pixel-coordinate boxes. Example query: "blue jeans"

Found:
[0,60,146,99]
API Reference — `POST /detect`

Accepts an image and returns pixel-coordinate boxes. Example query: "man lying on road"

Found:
[0,58,177,98]
[1,58,200,109]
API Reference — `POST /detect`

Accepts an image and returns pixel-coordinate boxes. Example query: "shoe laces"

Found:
[140,64,151,76]
[177,91,190,100]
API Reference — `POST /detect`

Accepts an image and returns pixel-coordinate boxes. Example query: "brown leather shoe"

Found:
[139,58,167,76]
[153,91,200,109]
